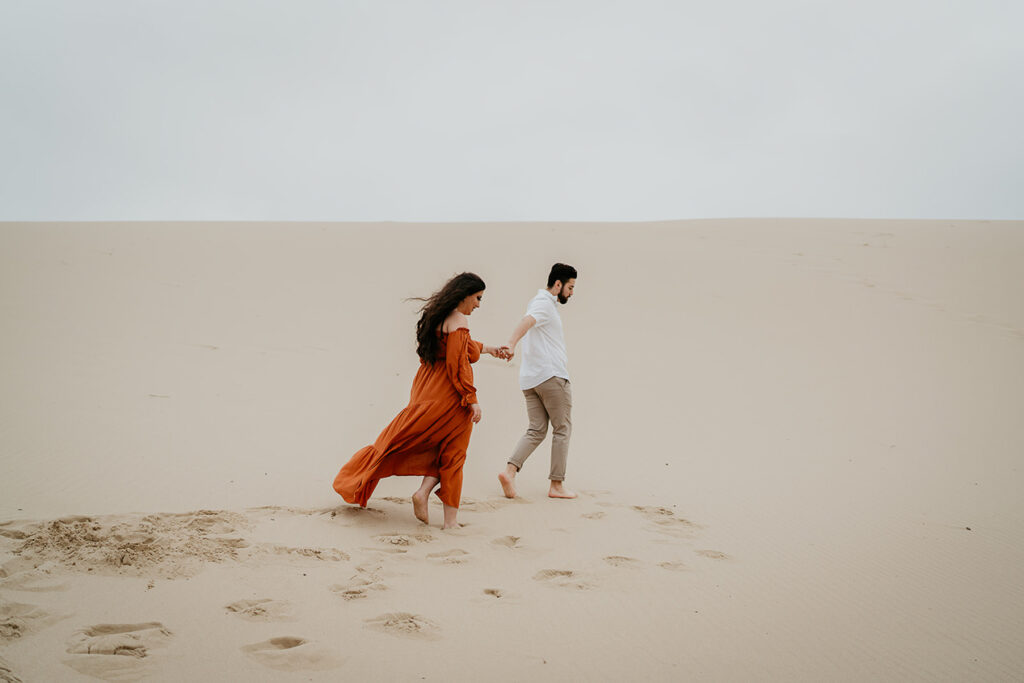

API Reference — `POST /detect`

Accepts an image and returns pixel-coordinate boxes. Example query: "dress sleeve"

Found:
[445,328,482,406]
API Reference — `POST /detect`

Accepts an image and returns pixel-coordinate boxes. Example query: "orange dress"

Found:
[333,328,482,509]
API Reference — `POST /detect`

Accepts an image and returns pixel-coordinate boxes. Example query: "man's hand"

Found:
[469,403,482,423]
[497,345,514,361]
[504,316,535,361]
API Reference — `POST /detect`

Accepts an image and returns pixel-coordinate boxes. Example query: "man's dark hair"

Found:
[547,263,577,288]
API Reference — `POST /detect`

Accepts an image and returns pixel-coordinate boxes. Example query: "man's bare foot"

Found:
[412,491,429,524]
[498,470,517,498]
[548,482,577,499]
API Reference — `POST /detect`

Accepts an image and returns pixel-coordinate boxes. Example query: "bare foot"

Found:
[548,482,577,499]
[412,491,429,524]
[441,503,459,530]
[498,471,517,498]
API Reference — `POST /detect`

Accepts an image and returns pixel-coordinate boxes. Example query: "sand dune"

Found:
[1,220,1023,681]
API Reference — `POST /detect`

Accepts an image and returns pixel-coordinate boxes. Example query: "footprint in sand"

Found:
[241,636,343,671]
[695,550,730,560]
[473,587,519,604]
[354,561,391,579]
[0,524,32,541]
[426,549,469,564]
[63,622,172,680]
[260,545,350,562]
[581,511,606,520]
[0,654,21,683]
[491,536,522,549]
[331,506,385,522]
[532,569,591,590]
[364,613,441,640]
[66,622,173,656]
[179,510,239,535]
[330,576,388,601]
[603,556,641,568]
[459,498,511,513]
[330,565,389,600]
[374,532,435,546]
[632,505,700,537]
[225,599,295,621]
[533,569,572,580]
[330,584,385,601]
[658,561,688,572]
[632,505,684,520]
[1,600,65,641]
[379,496,409,505]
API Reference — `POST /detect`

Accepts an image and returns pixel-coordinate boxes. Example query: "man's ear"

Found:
[552,280,563,293]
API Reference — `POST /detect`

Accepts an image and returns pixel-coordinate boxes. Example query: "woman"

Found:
[333,272,508,529]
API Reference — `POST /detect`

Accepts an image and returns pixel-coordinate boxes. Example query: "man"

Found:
[498,263,578,499]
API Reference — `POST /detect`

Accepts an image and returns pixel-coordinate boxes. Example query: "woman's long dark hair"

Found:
[411,272,486,363]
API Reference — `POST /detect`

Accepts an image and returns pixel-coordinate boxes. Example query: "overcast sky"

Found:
[1,1,1021,221]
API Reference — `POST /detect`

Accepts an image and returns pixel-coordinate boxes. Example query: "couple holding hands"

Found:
[333,263,578,529]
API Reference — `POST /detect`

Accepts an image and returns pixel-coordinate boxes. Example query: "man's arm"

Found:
[501,315,536,360]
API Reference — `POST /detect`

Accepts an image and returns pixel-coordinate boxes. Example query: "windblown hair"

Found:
[411,272,486,363]
[547,263,578,287]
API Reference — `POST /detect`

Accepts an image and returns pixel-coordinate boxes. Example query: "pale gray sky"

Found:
[1,0,1021,221]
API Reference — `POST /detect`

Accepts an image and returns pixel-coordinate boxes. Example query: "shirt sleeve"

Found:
[445,328,481,406]
[526,297,551,326]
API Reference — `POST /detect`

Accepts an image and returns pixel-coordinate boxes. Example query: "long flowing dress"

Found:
[333,327,482,509]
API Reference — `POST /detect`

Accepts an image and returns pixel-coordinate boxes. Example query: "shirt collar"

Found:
[539,288,558,302]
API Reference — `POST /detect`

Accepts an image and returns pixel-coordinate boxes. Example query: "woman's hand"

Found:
[469,403,482,423]
[484,345,512,360]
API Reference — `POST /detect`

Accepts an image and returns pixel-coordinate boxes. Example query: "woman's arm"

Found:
[444,329,483,423]
[481,344,513,359]
[444,329,479,406]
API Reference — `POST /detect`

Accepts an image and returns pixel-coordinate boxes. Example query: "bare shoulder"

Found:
[442,311,470,333]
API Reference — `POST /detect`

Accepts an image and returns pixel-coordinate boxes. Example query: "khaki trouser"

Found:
[508,376,572,481]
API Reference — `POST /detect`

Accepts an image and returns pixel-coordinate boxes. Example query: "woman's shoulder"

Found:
[441,311,470,334]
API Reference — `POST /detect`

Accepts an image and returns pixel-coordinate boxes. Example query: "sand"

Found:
[1,219,1022,681]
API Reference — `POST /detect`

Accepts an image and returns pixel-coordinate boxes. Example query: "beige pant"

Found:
[508,376,572,481]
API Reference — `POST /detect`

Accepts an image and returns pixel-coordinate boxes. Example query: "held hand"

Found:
[498,345,514,362]
[487,345,507,360]
[470,403,482,423]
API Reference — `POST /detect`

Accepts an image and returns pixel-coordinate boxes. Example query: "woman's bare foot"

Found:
[412,475,439,525]
[548,481,577,499]
[498,464,518,498]
[441,503,459,529]
[412,490,430,524]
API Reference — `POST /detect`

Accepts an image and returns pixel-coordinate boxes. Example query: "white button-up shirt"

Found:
[519,289,570,390]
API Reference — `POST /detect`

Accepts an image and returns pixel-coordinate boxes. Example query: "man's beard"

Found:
[557,293,570,304]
